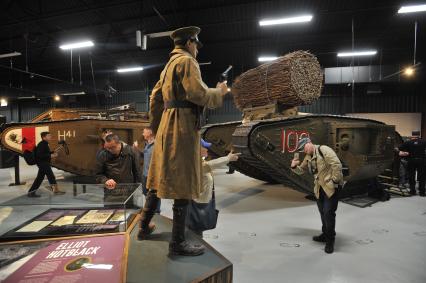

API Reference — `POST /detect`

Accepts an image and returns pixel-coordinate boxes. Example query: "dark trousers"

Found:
[28,163,57,193]
[142,176,161,212]
[407,159,425,193]
[317,187,339,242]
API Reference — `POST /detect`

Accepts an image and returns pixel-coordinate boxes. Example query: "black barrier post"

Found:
[9,154,26,186]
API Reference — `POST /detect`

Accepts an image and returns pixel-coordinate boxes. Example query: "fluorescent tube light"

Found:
[117,67,144,73]
[258,56,278,62]
[61,91,86,96]
[17,96,36,100]
[337,50,377,57]
[398,4,426,14]
[259,15,313,26]
[60,41,94,50]
[0,51,22,59]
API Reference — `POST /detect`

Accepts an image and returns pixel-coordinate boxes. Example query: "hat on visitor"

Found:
[201,138,212,148]
[296,137,311,152]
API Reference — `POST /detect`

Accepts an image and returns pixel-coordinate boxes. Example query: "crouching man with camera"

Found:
[290,137,343,254]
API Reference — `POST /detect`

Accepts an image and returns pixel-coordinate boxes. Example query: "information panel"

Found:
[2,234,126,283]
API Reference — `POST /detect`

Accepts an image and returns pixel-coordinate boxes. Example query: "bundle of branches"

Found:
[232,51,323,110]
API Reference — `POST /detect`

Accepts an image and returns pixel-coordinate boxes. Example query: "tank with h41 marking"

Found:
[0,104,150,176]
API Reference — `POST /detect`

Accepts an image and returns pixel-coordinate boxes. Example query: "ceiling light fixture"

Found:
[259,15,313,26]
[337,50,377,57]
[404,67,415,76]
[54,95,61,101]
[17,96,36,100]
[258,56,278,62]
[1,98,8,107]
[398,4,426,14]
[59,40,94,50]
[0,51,22,59]
[61,91,86,96]
[117,67,144,73]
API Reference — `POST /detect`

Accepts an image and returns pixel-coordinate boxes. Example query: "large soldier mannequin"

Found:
[138,26,228,256]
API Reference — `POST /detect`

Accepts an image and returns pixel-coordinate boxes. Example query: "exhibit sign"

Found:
[2,234,126,283]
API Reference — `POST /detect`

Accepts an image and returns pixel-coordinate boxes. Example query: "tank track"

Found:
[202,122,278,183]
[232,119,311,193]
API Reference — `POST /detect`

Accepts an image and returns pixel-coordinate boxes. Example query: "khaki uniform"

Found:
[291,145,343,199]
[147,47,223,199]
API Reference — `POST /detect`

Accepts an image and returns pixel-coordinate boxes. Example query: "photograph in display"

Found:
[75,210,115,224]
[0,208,137,241]
[16,221,53,233]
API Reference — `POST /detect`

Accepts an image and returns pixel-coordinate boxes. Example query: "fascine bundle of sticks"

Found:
[231,51,323,110]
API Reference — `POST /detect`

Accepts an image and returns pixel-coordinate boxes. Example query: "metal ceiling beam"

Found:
[0,0,141,28]
[0,1,402,45]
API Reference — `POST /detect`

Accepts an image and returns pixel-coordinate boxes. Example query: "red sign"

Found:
[281,129,310,153]
[3,234,126,283]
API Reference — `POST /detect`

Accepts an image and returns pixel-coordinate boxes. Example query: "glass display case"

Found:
[0,183,142,242]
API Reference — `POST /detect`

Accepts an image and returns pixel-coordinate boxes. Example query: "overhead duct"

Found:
[136,30,173,50]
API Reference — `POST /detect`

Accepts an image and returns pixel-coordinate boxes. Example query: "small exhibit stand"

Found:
[0,183,232,282]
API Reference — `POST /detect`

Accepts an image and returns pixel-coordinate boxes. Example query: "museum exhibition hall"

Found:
[0,1,425,282]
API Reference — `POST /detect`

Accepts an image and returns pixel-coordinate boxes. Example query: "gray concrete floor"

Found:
[1,160,426,283]
[161,168,426,283]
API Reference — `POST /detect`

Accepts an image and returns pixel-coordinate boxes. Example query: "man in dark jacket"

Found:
[399,131,426,196]
[95,134,142,188]
[28,132,65,197]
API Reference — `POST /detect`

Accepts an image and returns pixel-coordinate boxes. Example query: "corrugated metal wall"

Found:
[105,90,150,112]
[1,84,424,124]
[207,96,242,123]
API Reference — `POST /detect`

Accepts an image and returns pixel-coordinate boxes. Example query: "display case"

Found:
[0,183,142,242]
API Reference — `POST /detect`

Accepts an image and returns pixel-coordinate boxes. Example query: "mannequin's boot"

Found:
[137,190,159,240]
[169,202,204,256]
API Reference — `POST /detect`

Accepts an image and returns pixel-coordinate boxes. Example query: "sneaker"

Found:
[312,234,326,242]
[27,192,41,198]
[45,185,66,195]
[43,185,54,194]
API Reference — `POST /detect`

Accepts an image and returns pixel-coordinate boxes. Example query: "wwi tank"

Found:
[202,50,396,197]
[0,106,149,176]
[202,103,396,197]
